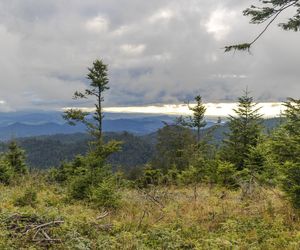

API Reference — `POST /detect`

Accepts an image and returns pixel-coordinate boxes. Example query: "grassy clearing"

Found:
[0,175,300,249]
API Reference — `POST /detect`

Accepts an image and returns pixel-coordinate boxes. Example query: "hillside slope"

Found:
[0,176,299,249]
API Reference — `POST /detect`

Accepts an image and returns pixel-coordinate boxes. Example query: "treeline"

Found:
[134,93,300,207]
[0,118,280,169]
[144,93,299,207]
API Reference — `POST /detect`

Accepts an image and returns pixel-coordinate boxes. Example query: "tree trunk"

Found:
[98,87,102,139]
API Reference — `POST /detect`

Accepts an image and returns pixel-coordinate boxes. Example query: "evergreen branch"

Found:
[225,0,299,52]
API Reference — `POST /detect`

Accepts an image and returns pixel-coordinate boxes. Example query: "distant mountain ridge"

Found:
[0,111,175,126]
[0,119,175,141]
[0,111,218,140]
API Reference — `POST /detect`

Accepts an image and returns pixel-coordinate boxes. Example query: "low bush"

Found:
[89,178,120,209]
[14,187,38,207]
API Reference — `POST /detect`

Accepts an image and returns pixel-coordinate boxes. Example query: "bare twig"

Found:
[154,212,165,224]
[137,209,148,230]
[96,211,109,220]
[41,229,51,241]
[99,223,113,231]
[139,188,165,208]
[31,220,64,231]
[32,238,62,242]
[32,228,41,240]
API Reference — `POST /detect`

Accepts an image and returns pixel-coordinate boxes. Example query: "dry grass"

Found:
[0,176,300,249]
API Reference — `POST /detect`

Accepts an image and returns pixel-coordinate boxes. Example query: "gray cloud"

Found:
[0,0,299,111]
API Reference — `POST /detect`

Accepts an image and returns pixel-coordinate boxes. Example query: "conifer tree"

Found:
[270,98,300,207]
[222,90,263,170]
[62,60,121,206]
[271,98,300,164]
[0,159,13,184]
[153,124,196,172]
[5,140,28,175]
[63,59,121,159]
[188,95,207,143]
[63,59,109,143]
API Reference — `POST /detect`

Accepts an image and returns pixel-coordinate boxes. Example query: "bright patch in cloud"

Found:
[205,8,237,40]
[153,53,172,62]
[112,25,131,36]
[86,16,109,33]
[212,74,247,79]
[149,9,174,23]
[0,100,13,112]
[120,44,146,56]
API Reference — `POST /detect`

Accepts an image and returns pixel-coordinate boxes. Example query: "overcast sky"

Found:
[0,0,299,111]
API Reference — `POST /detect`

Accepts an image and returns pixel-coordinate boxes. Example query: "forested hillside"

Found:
[0,132,155,170]
[0,117,281,170]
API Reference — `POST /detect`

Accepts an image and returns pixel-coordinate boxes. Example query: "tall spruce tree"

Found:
[271,98,300,164]
[270,98,300,207]
[63,59,109,143]
[62,60,121,206]
[222,90,263,170]
[188,95,207,143]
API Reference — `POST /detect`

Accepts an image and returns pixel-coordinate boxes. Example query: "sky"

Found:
[0,0,299,112]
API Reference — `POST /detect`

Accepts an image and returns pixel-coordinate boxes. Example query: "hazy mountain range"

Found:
[0,111,218,140]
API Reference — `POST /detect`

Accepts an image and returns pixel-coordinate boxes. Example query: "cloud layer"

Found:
[0,0,299,111]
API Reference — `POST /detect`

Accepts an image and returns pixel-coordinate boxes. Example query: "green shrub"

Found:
[137,166,164,188]
[179,166,198,185]
[0,159,13,185]
[165,166,180,185]
[144,227,196,250]
[47,164,69,183]
[66,163,120,209]
[217,161,237,188]
[178,158,218,186]
[244,143,278,186]
[48,156,89,184]
[5,140,28,175]
[14,187,38,207]
[89,179,120,209]
[68,174,92,200]
[281,161,300,208]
